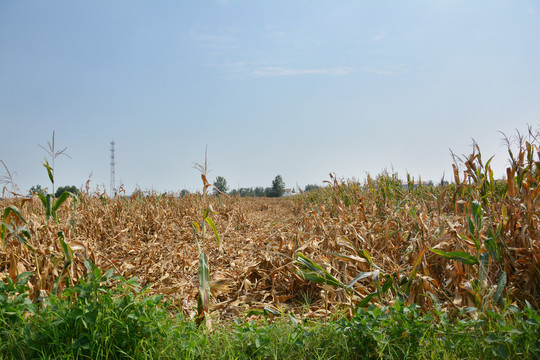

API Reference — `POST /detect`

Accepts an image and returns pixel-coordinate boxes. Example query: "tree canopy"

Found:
[304,184,320,192]
[267,175,285,198]
[55,185,79,198]
[213,176,229,195]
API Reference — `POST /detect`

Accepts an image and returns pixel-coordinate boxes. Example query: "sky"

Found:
[1,0,539,195]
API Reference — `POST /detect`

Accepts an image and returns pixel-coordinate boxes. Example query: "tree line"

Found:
[214,175,287,197]
[28,184,79,198]
[25,176,321,199]
[214,175,321,197]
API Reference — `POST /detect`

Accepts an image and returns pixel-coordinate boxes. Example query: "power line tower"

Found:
[110,140,116,196]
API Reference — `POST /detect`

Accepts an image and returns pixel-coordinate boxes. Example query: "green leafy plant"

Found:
[22,261,170,359]
[0,271,36,326]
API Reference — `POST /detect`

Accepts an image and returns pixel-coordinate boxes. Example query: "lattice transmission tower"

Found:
[110,140,116,196]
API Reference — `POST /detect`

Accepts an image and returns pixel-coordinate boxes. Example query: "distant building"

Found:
[283,188,293,196]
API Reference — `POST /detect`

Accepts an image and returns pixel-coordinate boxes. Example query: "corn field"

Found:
[1,129,539,322]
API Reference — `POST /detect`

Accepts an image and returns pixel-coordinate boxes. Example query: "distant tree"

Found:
[239,187,254,197]
[254,187,266,197]
[179,189,190,197]
[55,185,79,198]
[267,175,285,197]
[230,185,285,198]
[304,184,320,192]
[28,185,47,196]
[213,176,229,195]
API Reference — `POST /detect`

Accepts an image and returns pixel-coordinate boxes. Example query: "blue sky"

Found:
[1,1,539,195]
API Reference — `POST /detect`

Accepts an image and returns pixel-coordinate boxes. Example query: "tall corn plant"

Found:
[38,131,71,196]
[35,132,79,295]
[192,146,221,327]
[37,131,77,224]
[1,133,77,300]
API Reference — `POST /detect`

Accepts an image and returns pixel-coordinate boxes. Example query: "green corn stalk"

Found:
[191,147,224,327]
[53,231,74,295]
[430,201,507,308]
[37,140,77,224]
[38,131,71,195]
[192,208,220,327]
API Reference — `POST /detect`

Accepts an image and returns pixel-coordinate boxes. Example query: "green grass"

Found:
[1,263,538,359]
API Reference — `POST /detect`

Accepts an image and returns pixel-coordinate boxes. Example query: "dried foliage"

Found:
[1,128,539,321]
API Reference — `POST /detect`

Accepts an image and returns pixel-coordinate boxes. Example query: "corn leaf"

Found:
[468,217,476,236]
[494,271,507,305]
[346,271,373,290]
[204,217,220,246]
[52,191,74,213]
[358,292,378,307]
[58,231,73,265]
[192,223,201,254]
[263,305,281,316]
[406,248,426,295]
[485,237,500,263]
[0,223,5,241]
[43,160,54,185]
[53,231,73,295]
[471,201,482,231]
[197,252,210,317]
[247,308,266,317]
[15,227,32,247]
[37,193,53,223]
[1,222,14,246]
[359,249,373,265]
[479,252,489,283]
[429,248,478,266]
[295,253,345,288]
[2,206,27,224]
[381,274,393,294]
